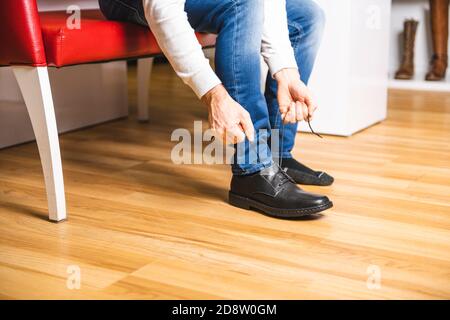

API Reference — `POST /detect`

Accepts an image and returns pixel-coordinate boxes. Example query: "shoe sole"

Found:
[394,75,414,80]
[229,192,333,219]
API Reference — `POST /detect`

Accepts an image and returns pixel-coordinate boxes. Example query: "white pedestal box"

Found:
[301,0,392,136]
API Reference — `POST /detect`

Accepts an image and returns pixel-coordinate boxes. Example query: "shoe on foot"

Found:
[229,163,333,219]
[281,157,334,186]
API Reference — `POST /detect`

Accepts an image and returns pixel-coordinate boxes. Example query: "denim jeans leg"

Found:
[186,0,273,175]
[265,0,326,159]
[101,0,274,175]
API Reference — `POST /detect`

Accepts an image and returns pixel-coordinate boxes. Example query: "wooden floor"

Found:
[0,63,449,299]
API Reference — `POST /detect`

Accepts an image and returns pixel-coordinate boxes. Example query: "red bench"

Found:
[0,0,216,221]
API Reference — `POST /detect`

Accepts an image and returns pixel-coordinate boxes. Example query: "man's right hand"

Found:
[201,84,255,144]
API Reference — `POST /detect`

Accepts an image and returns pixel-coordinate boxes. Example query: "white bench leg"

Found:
[13,66,67,222]
[137,57,154,122]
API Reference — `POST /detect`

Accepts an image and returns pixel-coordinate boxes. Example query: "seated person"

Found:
[99,0,334,219]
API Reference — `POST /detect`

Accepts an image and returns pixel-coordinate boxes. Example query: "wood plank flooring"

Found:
[0,63,449,299]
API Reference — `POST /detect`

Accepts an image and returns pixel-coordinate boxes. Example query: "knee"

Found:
[223,0,264,24]
[307,2,326,33]
[291,0,326,33]
[235,0,264,11]
[219,0,264,45]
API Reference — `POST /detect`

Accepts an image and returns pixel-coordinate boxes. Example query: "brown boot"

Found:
[395,19,419,80]
[426,0,449,81]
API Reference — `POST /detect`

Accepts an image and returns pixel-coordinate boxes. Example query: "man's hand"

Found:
[274,68,318,124]
[201,84,255,144]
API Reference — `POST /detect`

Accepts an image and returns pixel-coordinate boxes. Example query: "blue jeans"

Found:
[266,1,325,159]
[99,0,325,175]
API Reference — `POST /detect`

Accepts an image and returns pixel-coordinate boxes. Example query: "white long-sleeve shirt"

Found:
[143,0,298,98]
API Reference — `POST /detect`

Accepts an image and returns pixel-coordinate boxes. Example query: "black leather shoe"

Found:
[281,158,334,186]
[229,164,333,219]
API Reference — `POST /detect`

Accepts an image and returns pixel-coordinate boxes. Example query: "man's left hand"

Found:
[274,68,318,124]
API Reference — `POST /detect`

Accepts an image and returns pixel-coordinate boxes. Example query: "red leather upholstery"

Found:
[0,5,216,68]
[40,10,216,67]
[0,0,46,66]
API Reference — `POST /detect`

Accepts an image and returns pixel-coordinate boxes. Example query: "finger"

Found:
[302,91,314,115]
[302,90,313,107]
[282,103,291,124]
[227,125,246,144]
[211,127,224,141]
[279,104,289,121]
[222,129,234,145]
[309,101,318,121]
[304,96,315,118]
[302,103,309,121]
[279,103,289,114]
[240,112,255,142]
[295,101,304,122]
[288,102,296,124]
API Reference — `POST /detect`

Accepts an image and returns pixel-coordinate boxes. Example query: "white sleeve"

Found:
[143,0,221,98]
[261,0,298,77]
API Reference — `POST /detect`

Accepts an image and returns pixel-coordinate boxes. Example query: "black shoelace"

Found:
[279,114,322,169]
[277,169,293,187]
[307,118,323,139]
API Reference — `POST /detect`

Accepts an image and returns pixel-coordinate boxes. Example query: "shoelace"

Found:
[278,113,322,169]
[276,172,292,188]
[308,118,323,139]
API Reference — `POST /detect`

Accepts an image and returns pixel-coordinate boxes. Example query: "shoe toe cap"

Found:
[312,194,331,207]
[295,190,331,208]
[317,172,334,186]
